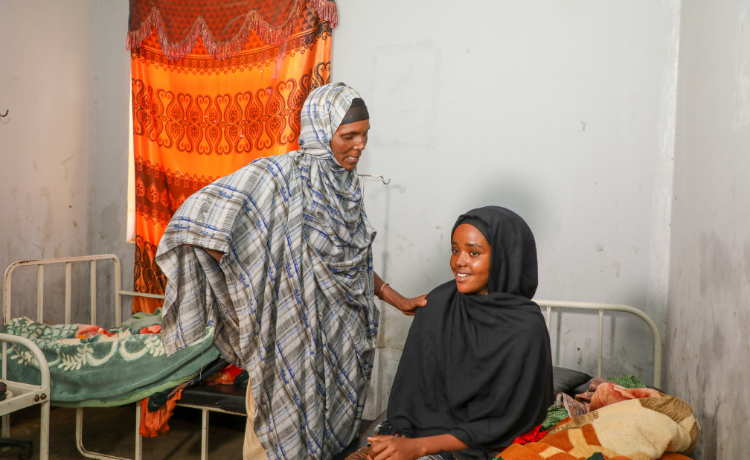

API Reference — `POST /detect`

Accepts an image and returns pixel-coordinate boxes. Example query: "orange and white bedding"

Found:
[498,383,699,460]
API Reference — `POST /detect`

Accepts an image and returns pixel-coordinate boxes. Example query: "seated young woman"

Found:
[366,206,554,460]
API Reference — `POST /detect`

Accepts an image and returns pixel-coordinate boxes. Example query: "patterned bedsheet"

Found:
[0,313,219,405]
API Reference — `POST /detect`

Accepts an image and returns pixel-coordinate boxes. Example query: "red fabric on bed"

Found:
[77,324,115,339]
[512,424,550,445]
[589,383,662,411]
[139,325,161,334]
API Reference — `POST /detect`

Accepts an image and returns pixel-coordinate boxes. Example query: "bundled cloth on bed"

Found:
[0,311,220,406]
[344,375,698,460]
[555,377,661,420]
[498,393,699,460]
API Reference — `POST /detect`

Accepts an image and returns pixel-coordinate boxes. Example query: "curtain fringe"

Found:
[309,0,339,27]
[127,0,338,61]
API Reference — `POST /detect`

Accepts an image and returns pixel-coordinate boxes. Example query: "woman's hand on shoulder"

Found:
[366,435,425,460]
[374,272,427,316]
[395,294,428,317]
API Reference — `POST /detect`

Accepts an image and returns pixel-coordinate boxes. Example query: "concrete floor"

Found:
[1,404,246,459]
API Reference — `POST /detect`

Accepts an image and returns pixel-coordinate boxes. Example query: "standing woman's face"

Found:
[450,224,491,295]
[331,120,370,170]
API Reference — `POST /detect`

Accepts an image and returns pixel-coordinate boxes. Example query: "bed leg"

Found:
[135,403,142,460]
[1,341,9,446]
[39,399,50,460]
[76,406,134,460]
[0,414,8,453]
[201,409,209,460]
[1,414,9,438]
[75,407,85,455]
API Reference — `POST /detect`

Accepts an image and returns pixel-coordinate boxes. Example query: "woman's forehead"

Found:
[335,119,370,135]
[452,223,489,246]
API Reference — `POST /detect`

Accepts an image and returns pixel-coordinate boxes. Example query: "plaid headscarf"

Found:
[156,83,378,459]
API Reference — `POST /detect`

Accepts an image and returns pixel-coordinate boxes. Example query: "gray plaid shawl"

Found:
[156,83,378,459]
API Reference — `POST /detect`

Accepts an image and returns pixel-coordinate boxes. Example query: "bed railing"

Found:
[534,299,663,389]
[3,254,124,328]
[2,255,664,391]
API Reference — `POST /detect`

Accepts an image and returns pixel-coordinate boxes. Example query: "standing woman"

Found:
[155,83,426,460]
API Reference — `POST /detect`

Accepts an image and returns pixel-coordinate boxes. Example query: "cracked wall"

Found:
[666,1,750,457]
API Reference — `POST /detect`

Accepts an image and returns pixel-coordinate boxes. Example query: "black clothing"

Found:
[386,206,554,460]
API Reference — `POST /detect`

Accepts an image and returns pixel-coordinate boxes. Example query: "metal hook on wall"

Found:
[0,109,8,117]
[357,174,391,186]
[358,174,391,195]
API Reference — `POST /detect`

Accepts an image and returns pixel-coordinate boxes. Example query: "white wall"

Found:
[331,0,682,417]
[666,1,750,458]
[1,0,689,430]
[0,0,98,323]
[89,0,134,326]
[0,0,131,327]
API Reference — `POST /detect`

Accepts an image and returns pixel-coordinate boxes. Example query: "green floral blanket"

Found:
[1,315,219,405]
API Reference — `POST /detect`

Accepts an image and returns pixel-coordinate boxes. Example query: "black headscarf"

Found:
[386,206,554,460]
[340,98,369,125]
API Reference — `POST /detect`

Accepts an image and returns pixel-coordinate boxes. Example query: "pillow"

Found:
[552,366,592,395]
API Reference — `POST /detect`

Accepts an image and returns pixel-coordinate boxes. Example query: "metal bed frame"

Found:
[3,255,140,460]
[0,333,50,460]
[2,254,663,459]
[535,299,662,388]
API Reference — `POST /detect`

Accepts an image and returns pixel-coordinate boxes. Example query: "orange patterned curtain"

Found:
[128,0,336,313]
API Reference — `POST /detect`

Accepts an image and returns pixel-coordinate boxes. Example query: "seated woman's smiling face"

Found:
[450,223,491,295]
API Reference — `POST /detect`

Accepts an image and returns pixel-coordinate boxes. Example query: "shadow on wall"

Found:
[366,180,454,287]
[368,181,396,283]
[696,405,717,460]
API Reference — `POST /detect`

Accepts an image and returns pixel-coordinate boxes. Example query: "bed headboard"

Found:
[2,255,663,388]
[3,254,123,327]
[534,300,662,388]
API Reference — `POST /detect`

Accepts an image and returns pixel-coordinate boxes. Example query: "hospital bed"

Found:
[2,254,663,460]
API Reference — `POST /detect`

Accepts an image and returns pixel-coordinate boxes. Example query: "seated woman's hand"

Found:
[366,435,425,460]
[395,294,428,316]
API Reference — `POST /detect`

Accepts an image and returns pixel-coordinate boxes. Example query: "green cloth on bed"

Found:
[606,375,646,389]
[52,373,197,408]
[541,405,570,430]
[585,454,606,460]
[120,307,163,334]
[0,314,219,404]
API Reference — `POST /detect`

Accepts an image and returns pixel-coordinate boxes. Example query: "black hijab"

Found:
[386,206,554,460]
